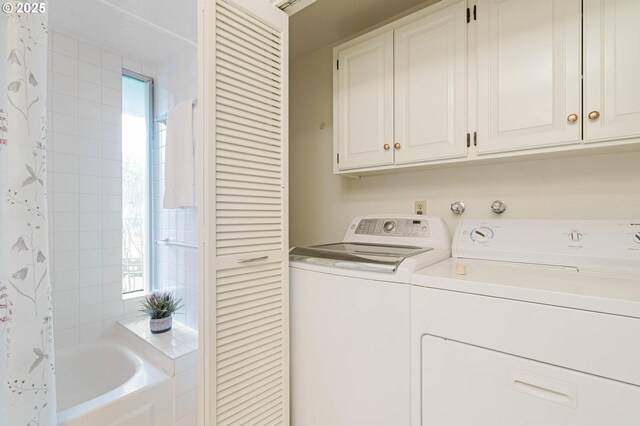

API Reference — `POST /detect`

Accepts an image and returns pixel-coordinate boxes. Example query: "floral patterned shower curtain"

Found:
[0,2,57,425]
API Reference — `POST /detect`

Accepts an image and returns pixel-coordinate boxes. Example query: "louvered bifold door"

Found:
[207,1,289,425]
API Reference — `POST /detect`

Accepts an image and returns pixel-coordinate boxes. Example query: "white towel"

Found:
[164,101,196,208]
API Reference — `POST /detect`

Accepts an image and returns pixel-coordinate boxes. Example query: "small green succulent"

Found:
[139,291,183,320]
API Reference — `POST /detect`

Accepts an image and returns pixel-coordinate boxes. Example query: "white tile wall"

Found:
[153,48,198,330]
[47,35,199,423]
[47,30,155,349]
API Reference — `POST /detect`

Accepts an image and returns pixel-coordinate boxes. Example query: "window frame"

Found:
[121,69,154,296]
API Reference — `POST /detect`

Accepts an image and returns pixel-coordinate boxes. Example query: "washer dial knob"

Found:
[383,221,396,233]
[569,230,582,242]
[634,232,640,244]
[470,227,494,242]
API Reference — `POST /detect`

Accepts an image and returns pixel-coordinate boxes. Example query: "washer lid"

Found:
[289,242,432,273]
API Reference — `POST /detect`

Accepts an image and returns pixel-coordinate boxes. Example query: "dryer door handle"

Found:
[508,369,576,408]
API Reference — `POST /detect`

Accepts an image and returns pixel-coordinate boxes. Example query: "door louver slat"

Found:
[216,163,281,180]
[218,104,281,130]
[217,350,281,380]
[216,51,279,87]
[218,358,282,392]
[217,180,281,194]
[216,118,281,142]
[218,89,282,117]
[217,148,282,166]
[216,83,280,112]
[217,81,280,109]
[217,65,281,99]
[217,94,281,122]
[217,318,282,345]
[217,139,281,158]
[218,388,282,425]
[217,126,281,148]
[217,1,280,38]
[217,303,282,332]
[216,20,281,57]
[216,28,280,66]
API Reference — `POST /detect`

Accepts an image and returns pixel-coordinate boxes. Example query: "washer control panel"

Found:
[355,218,430,238]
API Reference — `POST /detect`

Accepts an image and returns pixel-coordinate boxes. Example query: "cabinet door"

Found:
[584,0,640,142]
[394,1,467,164]
[476,0,582,154]
[334,32,394,171]
[208,1,289,424]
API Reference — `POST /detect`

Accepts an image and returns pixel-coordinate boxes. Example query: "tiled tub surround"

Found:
[46,30,156,349]
[152,48,199,330]
[117,318,198,426]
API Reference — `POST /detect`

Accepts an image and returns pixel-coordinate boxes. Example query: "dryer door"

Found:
[420,335,640,426]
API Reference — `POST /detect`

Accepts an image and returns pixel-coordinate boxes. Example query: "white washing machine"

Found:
[290,215,451,426]
[411,219,640,426]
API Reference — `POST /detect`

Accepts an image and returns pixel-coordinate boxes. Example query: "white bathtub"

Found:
[56,339,173,426]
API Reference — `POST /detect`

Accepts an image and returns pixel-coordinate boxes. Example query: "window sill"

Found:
[123,291,147,301]
[117,317,198,362]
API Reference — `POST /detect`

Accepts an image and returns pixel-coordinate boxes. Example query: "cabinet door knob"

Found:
[383,143,390,150]
[567,113,579,123]
[394,142,401,150]
[588,111,600,120]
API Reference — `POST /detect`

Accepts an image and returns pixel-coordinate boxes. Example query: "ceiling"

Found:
[290,0,439,60]
[49,0,197,66]
[49,0,438,65]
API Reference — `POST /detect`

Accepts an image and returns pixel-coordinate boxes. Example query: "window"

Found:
[121,71,153,294]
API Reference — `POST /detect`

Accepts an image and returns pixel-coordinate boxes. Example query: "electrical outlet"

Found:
[414,200,426,215]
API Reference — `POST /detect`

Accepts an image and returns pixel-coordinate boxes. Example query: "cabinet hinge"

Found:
[466,7,470,23]
[473,5,477,20]
[337,153,340,163]
[336,60,339,70]
[466,133,471,147]
[473,131,477,146]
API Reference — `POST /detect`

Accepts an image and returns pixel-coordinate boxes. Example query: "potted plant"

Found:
[139,291,183,334]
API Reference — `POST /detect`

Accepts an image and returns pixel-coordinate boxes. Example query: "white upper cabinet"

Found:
[584,0,640,142]
[334,31,394,171]
[394,1,467,164]
[332,0,640,175]
[476,0,582,154]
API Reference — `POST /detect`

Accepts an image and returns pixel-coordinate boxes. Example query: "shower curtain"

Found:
[0,2,57,425]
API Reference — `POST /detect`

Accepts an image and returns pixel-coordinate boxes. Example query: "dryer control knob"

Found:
[569,230,582,242]
[470,227,494,242]
[634,232,640,244]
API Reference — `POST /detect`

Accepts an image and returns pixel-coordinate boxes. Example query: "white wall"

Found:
[46,31,155,349]
[152,48,198,330]
[46,28,199,348]
[289,46,640,247]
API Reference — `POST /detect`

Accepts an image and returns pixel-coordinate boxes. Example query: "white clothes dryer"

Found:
[411,219,640,426]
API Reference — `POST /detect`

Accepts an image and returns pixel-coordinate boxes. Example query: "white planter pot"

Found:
[149,316,173,334]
